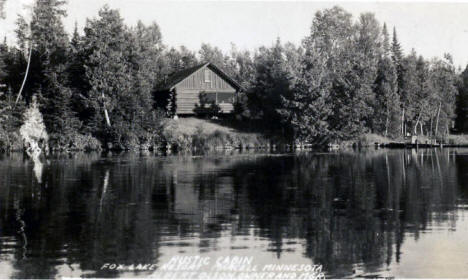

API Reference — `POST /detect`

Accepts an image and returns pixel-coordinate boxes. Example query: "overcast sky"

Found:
[2,0,468,68]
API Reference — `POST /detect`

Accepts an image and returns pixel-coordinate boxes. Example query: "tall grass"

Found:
[161,120,270,152]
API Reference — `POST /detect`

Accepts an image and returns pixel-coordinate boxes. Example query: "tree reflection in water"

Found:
[0,149,464,278]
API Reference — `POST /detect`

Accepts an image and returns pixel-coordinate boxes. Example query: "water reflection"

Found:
[0,149,466,278]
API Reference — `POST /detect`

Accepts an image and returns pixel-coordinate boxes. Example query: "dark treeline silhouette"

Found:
[0,1,465,151]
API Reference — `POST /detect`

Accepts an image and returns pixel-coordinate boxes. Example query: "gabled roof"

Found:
[160,62,243,91]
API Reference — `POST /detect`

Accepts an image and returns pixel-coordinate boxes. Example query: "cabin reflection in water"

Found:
[0,149,465,278]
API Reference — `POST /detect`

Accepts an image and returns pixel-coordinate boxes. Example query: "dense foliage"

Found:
[0,2,465,151]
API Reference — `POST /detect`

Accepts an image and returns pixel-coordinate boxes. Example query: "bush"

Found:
[0,130,24,152]
[194,92,221,118]
[20,97,49,156]
[73,134,102,151]
[446,134,468,145]
[48,133,103,151]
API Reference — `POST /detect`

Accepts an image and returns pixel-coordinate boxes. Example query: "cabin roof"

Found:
[160,62,243,91]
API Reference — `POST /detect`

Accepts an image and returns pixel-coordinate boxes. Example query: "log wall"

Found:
[174,67,237,114]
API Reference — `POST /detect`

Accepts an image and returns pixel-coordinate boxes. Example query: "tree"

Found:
[411,55,432,135]
[280,42,331,143]
[20,95,48,156]
[309,7,372,140]
[83,5,133,130]
[456,65,468,132]
[125,20,165,141]
[374,56,399,137]
[16,0,82,144]
[348,12,381,133]
[398,51,419,136]
[429,54,458,137]
[0,87,26,151]
[0,36,6,83]
[159,46,199,83]
[82,6,165,149]
[230,48,255,90]
[372,23,400,137]
[391,27,403,65]
[391,27,407,135]
[199,43,225,66]
[382,23,390,57]
[249,38,300,135]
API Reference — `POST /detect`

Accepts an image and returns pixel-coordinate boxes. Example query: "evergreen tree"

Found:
[82,5,133,132]
[249,38,300,134]
[382,23,390,57]
[374,56,399,137]
[456,65,468,132]
[280,42,331,143]
[390,27,407,135]
[17,0,82,145]
[391,27,403,64]
[399,50,419,135]
[82,6,164,148]
[127,20,165,136]
[0,37,6,89]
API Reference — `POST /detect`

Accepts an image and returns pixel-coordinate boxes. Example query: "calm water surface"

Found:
[1,149,468,279]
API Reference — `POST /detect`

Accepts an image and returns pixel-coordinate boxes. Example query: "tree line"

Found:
[0,1,466,151]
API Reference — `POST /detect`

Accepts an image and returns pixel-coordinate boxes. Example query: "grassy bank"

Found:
[352,133,468,147]
[354,133,398,147]
[161,117,272,152]
[445,134,468,145]
[5,116,468,154]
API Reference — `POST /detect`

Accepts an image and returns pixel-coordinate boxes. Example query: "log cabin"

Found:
[156,62,242,116]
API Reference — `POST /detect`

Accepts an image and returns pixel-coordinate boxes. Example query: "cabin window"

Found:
[201,92,217,103]
[204,70,211,82]
[217,92,234,104]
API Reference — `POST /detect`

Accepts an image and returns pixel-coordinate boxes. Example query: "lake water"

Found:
[1,149,468,279]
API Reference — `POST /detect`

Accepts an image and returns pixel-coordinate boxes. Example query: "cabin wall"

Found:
[174,89,235,115]
[177,67,236,91]
[174,67,237,115]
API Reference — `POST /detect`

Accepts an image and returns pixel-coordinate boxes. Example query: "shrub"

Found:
[194,92,221,119]
[48,133,103,152]
[20,96,49,156]
[0,130,24,152]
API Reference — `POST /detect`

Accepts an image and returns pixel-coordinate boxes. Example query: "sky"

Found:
[1,0,468,68]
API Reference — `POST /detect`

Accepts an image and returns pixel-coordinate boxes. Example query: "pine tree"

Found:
[0,37,6,88]
[456,66,468,132]
[127,21,164,135]
[83,5,133,131]
[280,45,331,143]
[374,56,399,137]
[0,87,26,151]
[391,27,403,65]
[391,27,406,135]
[249,38,300,134]
[382,23,390,57]
[15,0,82,145]
[399,50,419,135]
